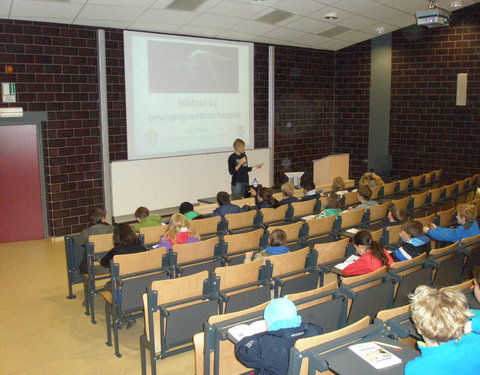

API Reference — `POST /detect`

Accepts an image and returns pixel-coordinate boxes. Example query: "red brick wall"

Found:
[274,46,335,184]
[390,4,480,181]
[333,41,371,179]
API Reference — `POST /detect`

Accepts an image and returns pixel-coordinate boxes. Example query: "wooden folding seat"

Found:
[334,208,366,238]
[140,271,220,374]
[173,236,223,276]
[302,215,336,246]
[381,181,398,197]
[291,316,371,375]
[376,304,410,322]
[265,220,306,250]
[194,203,218,216]
[269,246,319,297]
[407,190,429,217]
[375,304,419,346]
[441,278,480,309]
[315,238,350,286]
[84,232,115,323]
[460,234,480,281]
[397,177,411,195]
[139,225,167,247]
[193,332,205,375]
[381,224,403,247]
[222,228,264,265]
[340,267,395,324]
[258,204,289,227]
[424,186,443,213]
[389,253,434,307]
[364,201,389,229]
[429,242,463,288]
[434,206,455,228]
[215,260,271,313]
[415,213,436,227]
[290,199,318,219]
[189,215,225,238]
[423,172,433,185]
[441,182,457,210]
[390,196,410,212]
[64,235,84,299]
[100,248,170,357]
[432,169,443,183]
[411,174,425,190]
[223,210,259,234]
[370,185,381,200]
[343,191,360,207]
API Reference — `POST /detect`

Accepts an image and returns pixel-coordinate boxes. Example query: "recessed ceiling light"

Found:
[324,12,338,20]
[450,0,462,7]
[374,26,386,34]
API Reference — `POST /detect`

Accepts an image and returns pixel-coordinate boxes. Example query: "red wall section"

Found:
[0,125,44,242]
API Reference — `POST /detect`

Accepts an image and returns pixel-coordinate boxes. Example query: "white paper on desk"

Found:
[348,342,402,369]
[334,255,359,270]
[228,320,267,343]
[346,228,360,234]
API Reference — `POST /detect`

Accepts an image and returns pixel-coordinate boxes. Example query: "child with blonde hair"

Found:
[405,285,480,375]
[423,203,479,243]
[359,172,384,187]
[156,213,200,251]
[279,182,299,206]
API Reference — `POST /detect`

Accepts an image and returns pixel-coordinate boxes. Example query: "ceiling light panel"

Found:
[77,5,145,21]
[207,0,267,18]
[166,0,209,11]
[10,0,83,18]
[136,8,199,23]
[334,0,380,13]
[255,9,294,24]
[272,0,327,16]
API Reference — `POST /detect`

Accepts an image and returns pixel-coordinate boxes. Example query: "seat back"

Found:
[193,332,205,375]
[382,224,403,245]
[376,304,410,322]
[315,238,349,265]
[444,183,456,199]
[343,191,360,206]
[291,199,316,218]
[195,203,218,216]
[270,247,311,277]
[411,174,424,188]
[369,228,383,243]
[189,216,221,236]
[215,261,264,291]
[390,196,410,211]
[411,191,428,209]
[429,242,462,288]
[366,201,389,223]
[173,237,221,275]
[435,207,456,227]
[415,214,436,227]
[339,208,365,229]
[461,234,480,280]
[305,215,336,237]
[139,226,167,246]
[267,221,304,243]
[428,187,443,204]
[224,210,257,231]
[114,247,167,276]
[382,181,397,196]
[397,178,411,192]
[389,253,431,307]
[370,185,381,200]
[260,205,288,224]
[223,229,263,255]
[89,233,114,254]
[293,316,371,375]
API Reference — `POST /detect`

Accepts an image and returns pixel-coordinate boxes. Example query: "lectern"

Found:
[313,154,353,190]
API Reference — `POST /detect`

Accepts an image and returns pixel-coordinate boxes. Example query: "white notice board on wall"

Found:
[110,148,271,217]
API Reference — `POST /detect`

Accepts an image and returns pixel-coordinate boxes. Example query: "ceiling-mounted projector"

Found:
[416,7,451,28]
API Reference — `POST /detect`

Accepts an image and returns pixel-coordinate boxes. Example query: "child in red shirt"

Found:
[343,230,394,276]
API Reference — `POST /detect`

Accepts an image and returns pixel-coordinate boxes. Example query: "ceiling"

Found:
[0,0,478,50]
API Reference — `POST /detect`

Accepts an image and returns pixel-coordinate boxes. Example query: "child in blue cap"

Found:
[235,297,322,375]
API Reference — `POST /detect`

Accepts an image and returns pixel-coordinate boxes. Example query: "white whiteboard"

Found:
[110,148,271,217]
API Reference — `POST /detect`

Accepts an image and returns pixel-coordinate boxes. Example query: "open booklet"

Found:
[227,320,268,343]
[348,342,402,369]
[334,254,359,270]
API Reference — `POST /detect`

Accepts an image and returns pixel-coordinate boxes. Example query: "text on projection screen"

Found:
[124,31,254,160]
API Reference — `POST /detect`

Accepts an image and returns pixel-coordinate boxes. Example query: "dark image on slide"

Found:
[148,41,239,94]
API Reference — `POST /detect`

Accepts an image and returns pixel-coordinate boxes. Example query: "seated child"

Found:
[300,179,318,202]
[382,205,407,229]
[359,172,384,187]
[213,191,244,216]
[179,201,203,221]
[393,220,431,261]
[155,213,200,251]
[244,229,289,262]
[331,176,348,196]
[235,297,322,375]
[423,203,479,243]
[132,206,163,232]
[405,285,480,375]
[319,192,343,218]
[279,182,299,205]
[250,187,281,209]
[100,223,147,269]
[343,230,394,276]
[73,207,114,273]
[352,185,378,210]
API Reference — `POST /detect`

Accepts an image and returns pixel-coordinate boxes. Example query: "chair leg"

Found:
[114,316,121,358]
[88,287,97,324]
[66,269,76,299]
[140,337,147,375]
[150,348,157,375]
[105,304,112,347]
[83,281,90,316]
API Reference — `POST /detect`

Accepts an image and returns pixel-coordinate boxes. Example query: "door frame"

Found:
[0,111,48,239]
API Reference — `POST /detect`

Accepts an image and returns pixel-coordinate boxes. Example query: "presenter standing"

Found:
[228,139,263,195]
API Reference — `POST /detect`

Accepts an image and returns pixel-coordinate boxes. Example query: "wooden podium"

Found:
[313,154,354,191]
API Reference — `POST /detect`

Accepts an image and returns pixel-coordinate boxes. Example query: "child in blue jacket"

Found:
[393,220,431,261]
[423,203,479,243]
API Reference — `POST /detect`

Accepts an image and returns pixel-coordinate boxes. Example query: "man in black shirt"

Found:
[228,138,262,195]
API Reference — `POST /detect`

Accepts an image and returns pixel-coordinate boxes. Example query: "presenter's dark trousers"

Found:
[232,182,249,196]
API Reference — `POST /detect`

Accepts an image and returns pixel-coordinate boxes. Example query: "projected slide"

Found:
[124,31,254,160]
